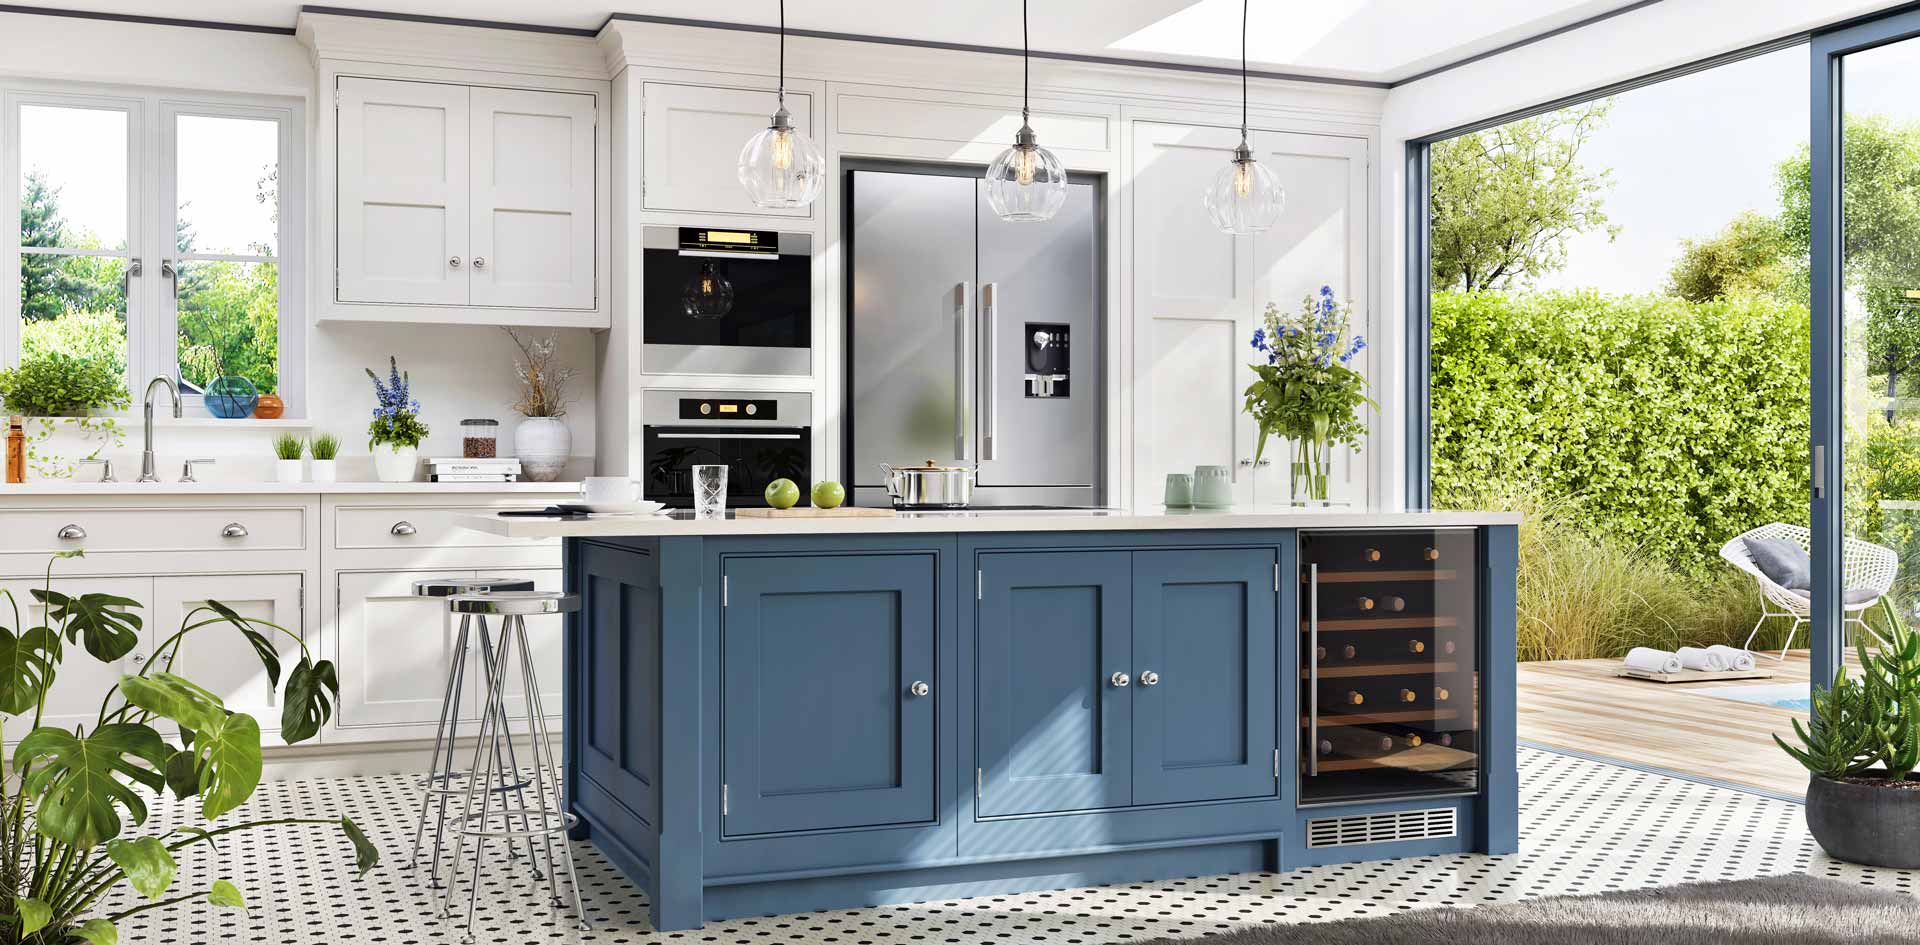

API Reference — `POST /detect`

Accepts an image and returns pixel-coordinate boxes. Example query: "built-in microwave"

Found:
[641,390,812,509]
[641,226,812,376]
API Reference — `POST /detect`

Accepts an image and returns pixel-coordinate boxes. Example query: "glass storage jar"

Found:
[461,418,500,459]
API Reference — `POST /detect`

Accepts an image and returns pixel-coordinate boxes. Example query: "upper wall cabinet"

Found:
[642,82,814,219]
[327,76,606,328]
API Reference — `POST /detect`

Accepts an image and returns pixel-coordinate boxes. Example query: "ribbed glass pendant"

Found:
[1205,138,1285,234]
[986,0,1067,223]
[737,0,825,209]
[683,261,734,319]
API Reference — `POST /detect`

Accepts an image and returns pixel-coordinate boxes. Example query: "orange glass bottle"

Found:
[6,416,24,484]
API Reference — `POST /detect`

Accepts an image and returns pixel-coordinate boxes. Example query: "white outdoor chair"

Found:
[1718,522,1897,661]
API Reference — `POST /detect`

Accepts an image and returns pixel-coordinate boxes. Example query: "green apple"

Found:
[811,479,846,509]
[764,478,801,510]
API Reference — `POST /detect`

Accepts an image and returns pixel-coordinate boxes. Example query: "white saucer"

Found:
[578,500,667,514]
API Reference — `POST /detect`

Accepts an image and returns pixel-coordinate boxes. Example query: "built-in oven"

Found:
[641,390,812,509]
[642,226,812,376]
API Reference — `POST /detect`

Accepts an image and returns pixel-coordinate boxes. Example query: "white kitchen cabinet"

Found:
[0,577,149,745]
[330,76,602,323]
[148,573,305,748]
[642,82,814,218]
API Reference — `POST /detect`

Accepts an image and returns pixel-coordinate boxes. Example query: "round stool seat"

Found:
[413,576,536,598]
[448,590,580,617]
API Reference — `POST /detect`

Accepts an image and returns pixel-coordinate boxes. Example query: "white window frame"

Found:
[0,80,305,418]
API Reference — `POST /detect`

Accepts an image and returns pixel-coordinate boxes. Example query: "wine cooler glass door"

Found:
[1300,529,1481,805]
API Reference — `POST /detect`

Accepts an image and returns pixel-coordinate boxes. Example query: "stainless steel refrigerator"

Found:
[846,168,1101,508]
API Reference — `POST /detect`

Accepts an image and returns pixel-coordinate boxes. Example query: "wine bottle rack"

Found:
[1301,529,1480,804]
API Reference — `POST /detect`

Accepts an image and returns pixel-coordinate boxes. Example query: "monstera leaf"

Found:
[15,724,170,847]
[340,817,379,876]
[0,626,59,715]
[199,600,282,691]
[119,673,225,734]
[281,657,339,744]
[118,673,262,819]
[105,836,177,901]
[34,589,141,663]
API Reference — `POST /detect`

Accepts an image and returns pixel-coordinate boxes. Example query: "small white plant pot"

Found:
[275,459,304,483]
[309,459,337,483]
[372,444,419,483]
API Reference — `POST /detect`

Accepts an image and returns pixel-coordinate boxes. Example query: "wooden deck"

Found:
[1517,651,1849,798]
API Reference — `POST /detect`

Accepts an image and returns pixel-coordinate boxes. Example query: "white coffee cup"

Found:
[580,477,641,508]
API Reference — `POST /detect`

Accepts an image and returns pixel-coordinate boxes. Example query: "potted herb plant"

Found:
[365,357,427,483]
[504,328,575,482]
[309,433,339,483]
[271,433,305,483]
[1243,286,1372,505]
[0,352,129,418]
[0,551,375,942]
[1776,596,1920,868]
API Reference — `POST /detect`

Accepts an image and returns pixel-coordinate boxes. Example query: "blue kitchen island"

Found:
[463,508,1520,931]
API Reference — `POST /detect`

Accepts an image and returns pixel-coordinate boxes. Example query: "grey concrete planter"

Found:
[1806,774,1920,869]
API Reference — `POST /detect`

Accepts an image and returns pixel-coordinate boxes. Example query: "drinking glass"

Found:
[693,464,729,519]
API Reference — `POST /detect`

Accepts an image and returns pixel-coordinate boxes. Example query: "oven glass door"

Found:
[641,249,811,349]
[643,425,812,508]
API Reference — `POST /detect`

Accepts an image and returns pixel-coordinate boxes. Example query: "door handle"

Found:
[1307,561,1320,778]
[955,281,970,461]
[221,523,249,539]
[1138,670,1160,686]
[1109,671,1130,688]
[909,680,930,698]
[390,521,417,536]
[980,282,998,462]
[56,524,86,541]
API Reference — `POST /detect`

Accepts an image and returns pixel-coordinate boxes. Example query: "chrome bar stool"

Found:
[406,577,538,890]
[441,590,588,939]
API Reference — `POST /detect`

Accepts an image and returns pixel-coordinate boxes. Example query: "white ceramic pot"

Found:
[514,416,570,482]
[275,459,304,483]
[372,444,419,483]
[309,459,337,483]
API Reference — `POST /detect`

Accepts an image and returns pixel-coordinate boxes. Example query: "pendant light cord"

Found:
[777,0,787,108]
[1240,0,1248,139]
[1021,0,1031,122]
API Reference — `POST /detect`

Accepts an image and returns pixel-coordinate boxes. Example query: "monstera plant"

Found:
[0,552,375,944]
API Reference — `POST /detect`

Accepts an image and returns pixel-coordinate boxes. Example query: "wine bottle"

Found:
[1321,731,1393,755]
[1403,732,1424,748]
[1423,547,1440,562]
[1363,547,1383,563]
[1343,690,1365,706]
[1407,639,1427,654]
[1434,686,1452,702]
[1442,640,1457,655]
[1357,595,1376,611]
[1386,595,1406,612]
[1341,643,1358,660]
[1397,688,1418,703]
[1315,645,1327,661]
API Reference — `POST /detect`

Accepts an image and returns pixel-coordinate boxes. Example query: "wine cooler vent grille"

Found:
[1306,807,1457,848]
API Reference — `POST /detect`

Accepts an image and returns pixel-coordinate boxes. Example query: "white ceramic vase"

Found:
[372,443,419,483]
[515,416,570,482]
[274,459,304,483]
[309,459,337,483]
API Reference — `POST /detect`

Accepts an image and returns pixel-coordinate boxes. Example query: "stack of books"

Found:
[426,457,522,483]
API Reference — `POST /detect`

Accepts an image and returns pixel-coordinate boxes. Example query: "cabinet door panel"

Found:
[577,544,658,817]
[722,553,936,835]
[150,574,304,747]
[975,552,1131,816]
[0,577,148,744]
[470,87,596,309]
[642,83,813,217]
[331,569,478,740]
[337,77,469,305]
[1133,549,1277,805]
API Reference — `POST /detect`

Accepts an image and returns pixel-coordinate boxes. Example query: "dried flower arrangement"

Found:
[503,328,576,419]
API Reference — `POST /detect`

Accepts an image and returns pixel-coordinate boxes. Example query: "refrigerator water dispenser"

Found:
[1025,322,1071,398]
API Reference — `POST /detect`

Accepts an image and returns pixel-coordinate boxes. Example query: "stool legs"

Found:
[516,617,587,925]
[476,619,544,879]
[410,613,473,887]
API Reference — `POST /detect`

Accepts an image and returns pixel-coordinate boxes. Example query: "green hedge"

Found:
[1431,290,1810,571]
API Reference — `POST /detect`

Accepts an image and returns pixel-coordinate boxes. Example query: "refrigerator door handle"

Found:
[980,282,998,462]
[954,281,971,460]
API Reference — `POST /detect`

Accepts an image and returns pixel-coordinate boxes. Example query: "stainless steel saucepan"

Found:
[880,460,974,509]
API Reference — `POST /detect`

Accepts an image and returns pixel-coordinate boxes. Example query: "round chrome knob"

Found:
[1139,670,1160,686]
[472,257,486,270]
[390,521,418,537]
[56,524,85,541]
[221,522,249,539]
[909,681,930,698]
[1110,671,1130,688]
[1255,459,1272,467]
[1237,459,1254,467]
[449,256,463,269]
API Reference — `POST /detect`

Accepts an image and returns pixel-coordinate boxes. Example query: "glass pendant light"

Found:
[683,261,734,319]
[737,0,825,209]
[985,0,1068,223]
[1204,0,1284,234]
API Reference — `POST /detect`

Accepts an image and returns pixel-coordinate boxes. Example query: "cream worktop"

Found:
[0,481,580,497]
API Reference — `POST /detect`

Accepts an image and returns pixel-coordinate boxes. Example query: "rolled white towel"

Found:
[1677,646,1730,672]
[1707,644,1757,672]
[1625,647,1683,674]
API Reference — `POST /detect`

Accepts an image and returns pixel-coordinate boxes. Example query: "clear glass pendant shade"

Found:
[683,261,734,319]
[1205,145,1285,235]
[985,125,1069,223]
[737,110,825,209]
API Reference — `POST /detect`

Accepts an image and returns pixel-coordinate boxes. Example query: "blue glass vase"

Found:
[205,376,260,419]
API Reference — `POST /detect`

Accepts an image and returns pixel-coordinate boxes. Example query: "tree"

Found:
[1666,211,1792,303]
[1430,100,1620,291]
[1779,114,1920,407]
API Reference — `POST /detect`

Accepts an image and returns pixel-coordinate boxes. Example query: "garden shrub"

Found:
[1432,289,1810,574]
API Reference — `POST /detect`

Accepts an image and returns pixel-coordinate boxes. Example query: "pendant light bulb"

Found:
[1204,0,1283,234]
[985,0,1068,222]
[738,0,824,209]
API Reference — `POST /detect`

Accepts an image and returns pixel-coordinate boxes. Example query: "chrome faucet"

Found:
[139,375,182,482]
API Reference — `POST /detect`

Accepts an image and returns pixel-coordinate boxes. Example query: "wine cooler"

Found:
[1300,529,1480,804]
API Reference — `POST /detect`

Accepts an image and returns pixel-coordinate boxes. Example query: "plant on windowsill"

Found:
[503,329,575,483]
[0,551,375,944]
[0,353,129,480]
[271,432,305,484]
[1776,595,1920,868]
[1243,286,1373,506]
[365,357,427,483]
[308,433,339,483]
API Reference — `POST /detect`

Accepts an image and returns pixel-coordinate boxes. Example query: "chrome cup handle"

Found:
[878,463,898,498]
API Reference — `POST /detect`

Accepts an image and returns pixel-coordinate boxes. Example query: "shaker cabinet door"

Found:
[1131,549,1278,805]
[0,577,151,745]
[974,551,1133,816]
[336,77,470,306]
[641,82,814,217]
[149,573,305,747]
[469,87,597,310]
[720,553,938,836]
[330,569,480,741]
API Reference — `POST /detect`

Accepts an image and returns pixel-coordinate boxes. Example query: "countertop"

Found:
[459,506,1521,539]
[0,481,581,497]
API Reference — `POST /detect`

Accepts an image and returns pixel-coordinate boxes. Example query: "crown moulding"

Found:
[295,11,607,80]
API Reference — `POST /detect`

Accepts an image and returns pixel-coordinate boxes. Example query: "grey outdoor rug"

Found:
[1137,874,1916,944]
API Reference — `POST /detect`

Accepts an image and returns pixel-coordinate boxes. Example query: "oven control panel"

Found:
[677,398,779,421]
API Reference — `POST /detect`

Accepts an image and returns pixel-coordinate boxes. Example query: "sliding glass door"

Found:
[1813,10,1920,687]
